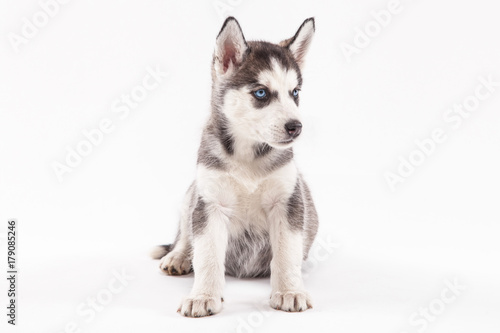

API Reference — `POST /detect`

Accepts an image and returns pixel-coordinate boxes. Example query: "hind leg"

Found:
[159,183,196,275]
[159,248,192,275]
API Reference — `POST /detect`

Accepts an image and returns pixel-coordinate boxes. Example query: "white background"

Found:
[1,0,499,332]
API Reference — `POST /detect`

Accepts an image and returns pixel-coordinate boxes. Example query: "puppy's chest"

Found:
[227,173,270,231]
[213,161,296,232]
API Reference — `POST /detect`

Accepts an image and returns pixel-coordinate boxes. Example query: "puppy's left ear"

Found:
[280,17,315,69]
[214,17,249,77]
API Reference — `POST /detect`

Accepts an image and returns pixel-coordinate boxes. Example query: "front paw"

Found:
[270,290,312,312]
[178,294,223,317]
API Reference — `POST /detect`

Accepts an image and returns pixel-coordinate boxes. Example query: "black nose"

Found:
[285,120,302,138]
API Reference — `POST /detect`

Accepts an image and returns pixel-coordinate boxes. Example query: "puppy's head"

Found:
[212,17,315,149]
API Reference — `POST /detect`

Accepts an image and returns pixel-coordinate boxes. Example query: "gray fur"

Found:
[287,179,305,231]
[262,148,294,173]
[301,176,319,260]
[226,41,302,90]
[150,244,173,260]
[197,131,226,170]
[197,113,233,169]
[225,229,273,278]
[253,143,273,158]
[191,196,207,236]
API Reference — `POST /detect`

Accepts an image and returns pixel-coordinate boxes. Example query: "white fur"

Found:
[262,167,311,311]
[159,251,191,274]
[179,160,309,315]
[178,167,233,316]
[180,212,228,317]
[223,58,301,150]
[196,161,296,238]
[179,162,298,315]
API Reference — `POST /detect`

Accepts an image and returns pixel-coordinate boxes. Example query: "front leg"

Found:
[179,171,233,317]
[266,179,313,312]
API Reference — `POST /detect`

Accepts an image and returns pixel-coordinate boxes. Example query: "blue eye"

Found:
[292,89,299,97]
[254,89,267,99]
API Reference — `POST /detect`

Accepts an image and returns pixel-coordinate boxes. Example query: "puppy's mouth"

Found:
[270,138,295,148]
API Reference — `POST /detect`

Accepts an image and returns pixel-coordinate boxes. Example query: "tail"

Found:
[150,244,174,259]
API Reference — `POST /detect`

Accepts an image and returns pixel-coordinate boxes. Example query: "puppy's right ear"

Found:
[279,18,315,70]
[214,17,248,77]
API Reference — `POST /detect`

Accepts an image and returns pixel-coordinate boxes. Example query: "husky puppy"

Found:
[151,17,318,317]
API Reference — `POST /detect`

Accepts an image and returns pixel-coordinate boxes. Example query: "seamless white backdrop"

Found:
[1,0,499,332]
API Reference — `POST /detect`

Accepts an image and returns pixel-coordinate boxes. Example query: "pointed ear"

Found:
[214,17,248,76]
[280,17,315,69]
